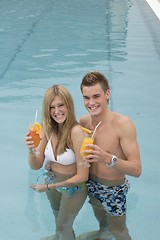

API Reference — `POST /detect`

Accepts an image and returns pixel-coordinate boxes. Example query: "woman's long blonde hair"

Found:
[42,85,78,154]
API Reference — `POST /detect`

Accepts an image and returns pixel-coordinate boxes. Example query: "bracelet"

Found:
[28,148,35,156]
[46,184,51,191]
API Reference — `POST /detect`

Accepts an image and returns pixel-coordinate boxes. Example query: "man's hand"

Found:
[82,144,111,164]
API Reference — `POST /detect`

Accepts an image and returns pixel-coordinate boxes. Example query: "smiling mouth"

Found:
[55,113,64,119]
[89,105,99,111]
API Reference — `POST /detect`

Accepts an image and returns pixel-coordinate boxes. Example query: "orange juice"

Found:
[29,123,42,147]
[29,129,41,147]
[80,137,94,157]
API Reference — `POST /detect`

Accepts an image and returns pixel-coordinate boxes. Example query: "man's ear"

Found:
[105,89,110,101]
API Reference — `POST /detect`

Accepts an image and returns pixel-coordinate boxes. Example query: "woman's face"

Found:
[50,96,68,125]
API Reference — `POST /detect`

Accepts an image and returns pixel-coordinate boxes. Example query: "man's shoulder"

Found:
[113,112,135,130]
[113,112,130,123]
[79,114,90,125]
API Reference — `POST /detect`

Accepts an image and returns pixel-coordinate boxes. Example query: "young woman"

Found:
[25,85,89,240]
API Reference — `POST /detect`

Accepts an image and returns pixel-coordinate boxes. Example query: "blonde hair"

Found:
[42,85,77,154]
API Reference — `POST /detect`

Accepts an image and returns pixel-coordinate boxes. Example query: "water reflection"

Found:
[101,0,132,112]
[105,0,131,62]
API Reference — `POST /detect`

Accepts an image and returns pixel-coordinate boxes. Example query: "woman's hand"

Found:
[45,161,52,171]
[31,184,48,192]
[25,132,35,149]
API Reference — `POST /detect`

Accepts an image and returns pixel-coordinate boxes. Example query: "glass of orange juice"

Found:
[29,123,42,147]
[80,128,94,168]
[79,122,102,168]
[28,110,42,155]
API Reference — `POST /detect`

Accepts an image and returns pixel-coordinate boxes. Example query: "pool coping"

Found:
[146,0,160,20]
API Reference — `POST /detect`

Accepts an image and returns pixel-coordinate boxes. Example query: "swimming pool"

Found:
[0,0,160,239]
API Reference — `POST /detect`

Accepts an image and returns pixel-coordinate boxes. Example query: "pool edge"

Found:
[146,0,160,20]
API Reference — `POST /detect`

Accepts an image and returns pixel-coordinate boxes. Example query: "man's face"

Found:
[82,83,110,116]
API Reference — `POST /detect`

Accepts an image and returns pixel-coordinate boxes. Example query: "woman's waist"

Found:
[48,162,76,180]
[48,170,75,182]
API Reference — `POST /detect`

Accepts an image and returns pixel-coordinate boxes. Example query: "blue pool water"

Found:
[0,0,160,239]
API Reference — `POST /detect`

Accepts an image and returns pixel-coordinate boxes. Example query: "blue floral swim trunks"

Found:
[86,178,130,216]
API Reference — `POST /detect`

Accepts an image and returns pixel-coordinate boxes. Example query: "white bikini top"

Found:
[44,138,76,165]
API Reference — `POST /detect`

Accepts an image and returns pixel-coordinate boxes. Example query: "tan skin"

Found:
[80,83,142,183]
[80,83,142,239]
[26,96,89,192]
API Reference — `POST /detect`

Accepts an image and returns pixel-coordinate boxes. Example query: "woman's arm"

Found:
[31,125,89,192]
[65,124,89,183]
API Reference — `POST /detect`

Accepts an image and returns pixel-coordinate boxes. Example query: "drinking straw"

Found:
[34,109,38,123]
[91,121,102,139]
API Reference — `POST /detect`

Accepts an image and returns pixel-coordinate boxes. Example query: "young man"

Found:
[79,71,142,240]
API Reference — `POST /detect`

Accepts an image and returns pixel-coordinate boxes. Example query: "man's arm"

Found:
[114,116,142,177]
[82,116,142,178]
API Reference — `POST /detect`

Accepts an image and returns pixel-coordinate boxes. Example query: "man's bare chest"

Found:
[94,127,120,154]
